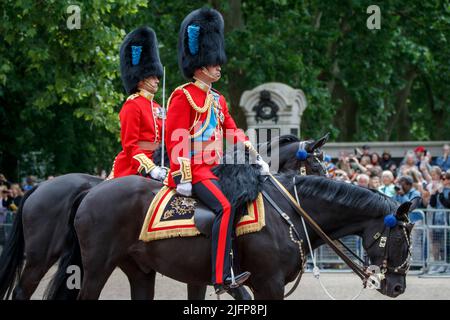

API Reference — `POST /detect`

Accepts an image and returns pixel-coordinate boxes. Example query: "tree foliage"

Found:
[0,0,449,178]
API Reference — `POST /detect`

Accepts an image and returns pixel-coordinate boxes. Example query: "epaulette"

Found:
[126,93,140,101]
[166,83,191,110]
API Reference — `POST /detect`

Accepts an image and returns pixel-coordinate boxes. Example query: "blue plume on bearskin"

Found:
[131,46,142,65]
[187,25,200,55]
[178,7,227,79]
[120,26,163,94]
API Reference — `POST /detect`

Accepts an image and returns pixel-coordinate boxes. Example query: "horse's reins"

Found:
[265,174,369,281]
[262,174,413,297]
[260,188,305,298]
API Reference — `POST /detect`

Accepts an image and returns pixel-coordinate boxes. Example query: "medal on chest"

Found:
[153,106,164,119]
[211,93,225,124]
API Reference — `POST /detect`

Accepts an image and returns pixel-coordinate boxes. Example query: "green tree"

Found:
[1,0,449,179]
[0,0,147,178]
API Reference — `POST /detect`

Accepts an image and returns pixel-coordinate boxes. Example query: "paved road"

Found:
[31,267,450,300]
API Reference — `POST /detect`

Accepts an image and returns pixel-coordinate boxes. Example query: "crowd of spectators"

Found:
[324,144,450,212]
[324,144,450,272]
[0,174,42,216]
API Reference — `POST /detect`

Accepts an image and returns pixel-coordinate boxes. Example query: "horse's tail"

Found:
[0,185,38,300]
[44,190,88,300]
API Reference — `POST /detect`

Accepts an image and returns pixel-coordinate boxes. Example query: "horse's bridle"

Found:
[264,174,413,293]
[363,221,412,277]
[297,141,328,176]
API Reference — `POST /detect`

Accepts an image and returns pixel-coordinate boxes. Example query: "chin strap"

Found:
[201,67,221,82]
[142,79,158,94]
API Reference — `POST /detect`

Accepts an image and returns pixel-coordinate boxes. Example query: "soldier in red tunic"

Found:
[107,27,167,181]
[165,8,270,294]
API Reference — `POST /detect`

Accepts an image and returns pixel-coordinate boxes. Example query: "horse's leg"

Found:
[187,284,208,300]
[77,263,116,300]
[251,275,285,300]
[252,285,284,300]
[120,260,156,300]
[228,286,253,300]
[128,270,156,300]
[186,285,252,300]
[12,256,57,300]
[77,241,116,300]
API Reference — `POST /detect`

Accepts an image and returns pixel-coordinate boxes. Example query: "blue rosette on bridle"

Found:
[384,214,397,228]
[296,149,309,161]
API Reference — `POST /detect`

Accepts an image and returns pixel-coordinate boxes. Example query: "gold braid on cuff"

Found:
[171,157,192,184]
[133,153,156,174]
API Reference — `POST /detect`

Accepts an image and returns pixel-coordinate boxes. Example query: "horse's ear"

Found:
[409,197,422,212]
[395,202,412,221]
[406,222,414,233]
[306,133,330,152]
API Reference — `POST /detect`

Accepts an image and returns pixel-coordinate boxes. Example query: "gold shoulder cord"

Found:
[166,83,217,139]
[190,107,212,139]
[189,92,221,139]
[182,89,213,114]
[166,83,191,111]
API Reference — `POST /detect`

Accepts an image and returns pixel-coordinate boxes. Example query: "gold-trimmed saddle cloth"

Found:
[139,186,265,242]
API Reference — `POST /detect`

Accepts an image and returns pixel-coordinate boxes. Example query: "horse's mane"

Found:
[277,134,301,145]
[258,134,300,155]
[213,136,301,209]
[213,163,263,211]
[153,136,302,211]
[287,175,399,217]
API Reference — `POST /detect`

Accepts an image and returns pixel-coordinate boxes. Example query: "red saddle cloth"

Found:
[139,186,265,242]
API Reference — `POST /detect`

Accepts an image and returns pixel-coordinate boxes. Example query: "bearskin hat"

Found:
[178,7,227,79]
[120,26,163,94]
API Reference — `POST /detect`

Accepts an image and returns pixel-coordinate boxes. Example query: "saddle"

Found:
[148,185,214,236]
[140,186,265,242]
[193,202,217,237]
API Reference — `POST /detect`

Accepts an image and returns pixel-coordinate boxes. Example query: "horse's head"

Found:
[362,200,416,298]
[279,133,329,176]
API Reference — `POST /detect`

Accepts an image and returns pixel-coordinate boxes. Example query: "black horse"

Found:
[0,134,328,300]
[47,169,414,300]
[0,174,102,300]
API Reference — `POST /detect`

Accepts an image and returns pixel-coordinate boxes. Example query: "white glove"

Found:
[256,155,270,175]
[176,182,192,197]
[150,166,168,181]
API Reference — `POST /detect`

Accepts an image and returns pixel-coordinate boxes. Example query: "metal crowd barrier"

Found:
[1,209,449,276]
[306,209,450,276]
[0,211,15,255]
